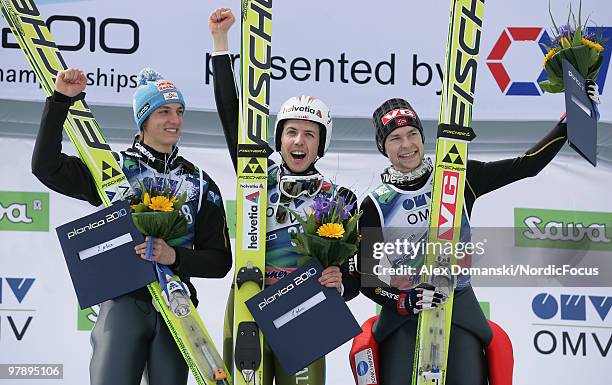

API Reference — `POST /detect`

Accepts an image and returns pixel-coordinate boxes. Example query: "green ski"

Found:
[233,1,272,384]
[0,1,230,384]
[413,1,485,384]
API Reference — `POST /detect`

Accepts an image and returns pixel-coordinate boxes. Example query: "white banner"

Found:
[0,0,611,122]
[1,136,611,384]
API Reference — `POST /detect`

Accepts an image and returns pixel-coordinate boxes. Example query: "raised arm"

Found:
[209,8,240,172]
[31,69,101,206]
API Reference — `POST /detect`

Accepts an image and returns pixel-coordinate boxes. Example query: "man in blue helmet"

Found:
[32,67,232,385]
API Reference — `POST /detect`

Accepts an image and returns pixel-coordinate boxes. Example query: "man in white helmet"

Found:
[208,7,359,385]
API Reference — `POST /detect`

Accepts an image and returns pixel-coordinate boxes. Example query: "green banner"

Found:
[77,306,98,331]
[514,208,612,251]
[225,199,237,239]
[0,191,49,231]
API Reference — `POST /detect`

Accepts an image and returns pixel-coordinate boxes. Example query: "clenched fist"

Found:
[55,68,87,98]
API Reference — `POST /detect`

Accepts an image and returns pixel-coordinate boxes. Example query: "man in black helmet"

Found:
[357,87,601,385]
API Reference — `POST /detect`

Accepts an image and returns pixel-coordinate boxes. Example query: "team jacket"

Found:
[212,53,360,300]
[31,91,232,306]
[359,119,568,339]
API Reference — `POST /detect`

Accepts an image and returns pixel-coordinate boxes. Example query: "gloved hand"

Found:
[560,79,601,124]
[397,283,449,315]
[586,79,600,105]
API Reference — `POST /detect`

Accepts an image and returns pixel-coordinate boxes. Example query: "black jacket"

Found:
[31,91,233,306]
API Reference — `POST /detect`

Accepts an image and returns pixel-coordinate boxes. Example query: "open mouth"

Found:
[399,151,417,160]
[164,128,179,134]
[290,151,306,161]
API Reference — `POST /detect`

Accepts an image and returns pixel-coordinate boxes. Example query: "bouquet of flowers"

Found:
[130,179,188,247]
[539,1,606,93]
[290,190,361,267]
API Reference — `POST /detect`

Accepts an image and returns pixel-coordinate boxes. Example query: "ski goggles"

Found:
[279,173,324,199]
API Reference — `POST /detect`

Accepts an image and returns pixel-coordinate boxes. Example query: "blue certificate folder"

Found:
[55,201,154,309]
[246,259,361,376]
[563,58,598,166]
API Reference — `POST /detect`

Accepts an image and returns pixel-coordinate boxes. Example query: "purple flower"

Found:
[553,24,574,46]
[342,203,354,220]
[312,194,334,220]
[583,28,596,41]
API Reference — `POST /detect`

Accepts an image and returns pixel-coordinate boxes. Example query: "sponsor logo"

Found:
[101,160,122,182]
[242,188,262,251]
[441,144,464,166]
[374,287,399,300]
[66,207,127,239]
[282,104,323,119]
[0,277,36,341]
[531,292,612,357]
[437,171,459,240]
[258,267,317,310]
[156,80,176,92]
[136,103,150,119]
[77,305,101,331]
[134,142,156,162]
[356,361,368,376]
[0,191,49,231]
[244,0,272,149]
[240,183,264,190]
[533,293,611,322]
[380,108,416,125]
[487,26,612,96]
[515,208,612,250]
[401,192,430,211]
[355,348,377,384]
[242,158,265,174]
[265,270,289,280]
[246,191,260,204]
[163,91,179,100]
[207,191,221,207]
[567,69,585,91]
[448,0,482,123]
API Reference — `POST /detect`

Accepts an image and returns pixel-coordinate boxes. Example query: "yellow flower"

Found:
[560,37,572,49]
[581,38,604,52]
[143,192,151,206]
[317,223,345,239]
[148,196,174,212]
[543,48,558,65]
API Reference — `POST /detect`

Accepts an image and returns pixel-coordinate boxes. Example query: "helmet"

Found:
[372,98,424,156]
[274,96,332,157]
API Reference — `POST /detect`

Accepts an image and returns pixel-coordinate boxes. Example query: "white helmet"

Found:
[274,96,332,157]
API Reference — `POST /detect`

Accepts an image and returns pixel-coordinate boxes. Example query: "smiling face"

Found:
[279,119,320,173]
[384,125,424,172]
[141,103,184,153]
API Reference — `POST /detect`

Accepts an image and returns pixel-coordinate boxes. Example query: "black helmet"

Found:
[373,98,424,156]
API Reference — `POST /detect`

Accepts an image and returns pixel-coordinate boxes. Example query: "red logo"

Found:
[381,108,416,125]
[437,170,459,240]
[156,80,176,92]
[163,92,179,100]
[246,191,260,203]
[396,117,407,126]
